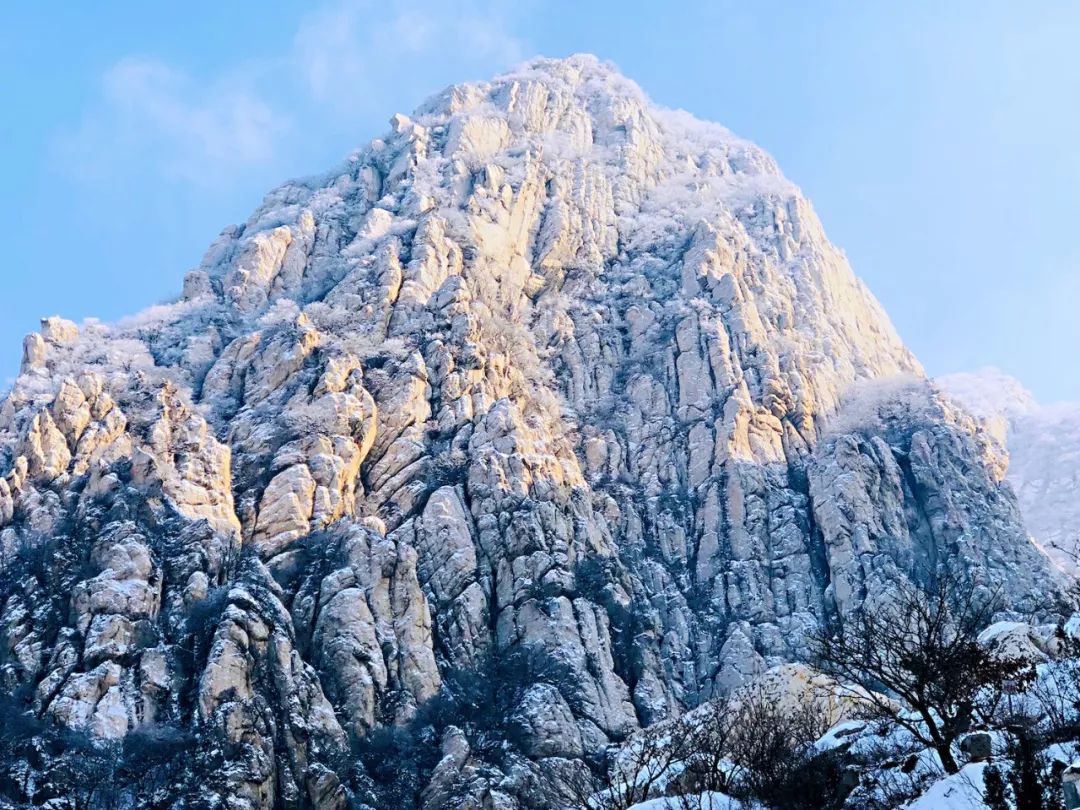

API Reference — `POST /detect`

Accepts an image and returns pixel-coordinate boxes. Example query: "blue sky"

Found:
[3,1,1079,401]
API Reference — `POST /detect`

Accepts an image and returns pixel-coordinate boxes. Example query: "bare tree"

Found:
[562,699,740,810]
[1049,539,1080,612]
[566,685,843,810]
[1027,634,1080,742]
[810,573,1034,774]
[564,720,699,809]
[723,683,844,810]
[676,697,738,798]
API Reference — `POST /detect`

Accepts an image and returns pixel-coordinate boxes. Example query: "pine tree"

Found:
[984,764,1012,810]
[1004,729,1064,810]
[1010,738,1045,810]
[1041,765,1065,810]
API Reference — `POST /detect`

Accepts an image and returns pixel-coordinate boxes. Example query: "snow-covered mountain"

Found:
[940,368,1080,575]
[0,55,1065,808]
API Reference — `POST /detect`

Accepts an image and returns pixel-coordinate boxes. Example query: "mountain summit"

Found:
[0,55,1062,807]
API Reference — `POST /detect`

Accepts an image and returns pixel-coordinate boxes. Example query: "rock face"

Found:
[940,367,1080,575]
[0,56,1063,808]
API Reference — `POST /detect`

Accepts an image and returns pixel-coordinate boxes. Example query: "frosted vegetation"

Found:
[574,576,1080,809]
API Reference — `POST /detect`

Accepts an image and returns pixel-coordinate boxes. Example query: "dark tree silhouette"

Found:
[984,764,1011,810]
[810,574,1034,774]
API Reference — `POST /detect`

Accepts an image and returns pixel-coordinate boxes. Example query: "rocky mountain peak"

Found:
[0,55,1063,808]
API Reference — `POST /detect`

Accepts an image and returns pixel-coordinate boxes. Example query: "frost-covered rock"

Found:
[0,55,1065,807]
[940,367,1080,575]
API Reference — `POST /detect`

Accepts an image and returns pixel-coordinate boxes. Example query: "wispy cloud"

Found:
[57,57,286,186]
[293,0,530,112]
[55,0,531,188]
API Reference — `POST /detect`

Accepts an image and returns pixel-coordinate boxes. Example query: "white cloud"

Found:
[293,0,530,113]
[56,0,532,187]
[294,3,377,104]
[57,56,286,186]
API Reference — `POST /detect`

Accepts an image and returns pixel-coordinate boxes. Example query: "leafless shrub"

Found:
[561,715,701,810]
[567,683,845,810]
[811,573,1035,774]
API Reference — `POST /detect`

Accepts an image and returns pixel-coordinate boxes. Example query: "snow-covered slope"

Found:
[940,368,1080,574]
[0,55,1064,808]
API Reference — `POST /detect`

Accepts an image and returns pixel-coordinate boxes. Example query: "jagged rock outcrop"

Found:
[0,55,1064,808]
[940,367,1080,575]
